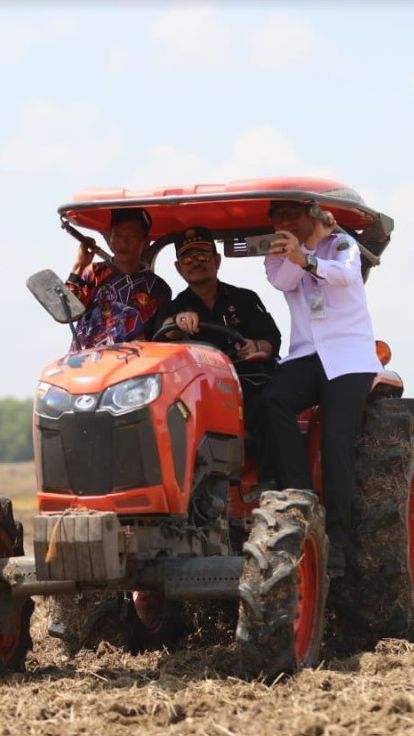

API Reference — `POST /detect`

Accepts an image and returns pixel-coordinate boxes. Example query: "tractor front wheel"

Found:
[236,489,328,681]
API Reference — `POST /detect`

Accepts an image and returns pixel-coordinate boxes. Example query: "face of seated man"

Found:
[175,246,221,287]
[109,218,149,273]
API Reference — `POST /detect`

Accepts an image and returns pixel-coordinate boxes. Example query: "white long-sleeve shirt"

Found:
[264,233,382,380]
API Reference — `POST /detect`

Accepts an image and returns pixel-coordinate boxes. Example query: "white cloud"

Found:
[0,99,125,175]
[215,126,337,180]
[132,124,338,187]
[107,45,131,74]
[43,13,76,38]
[0,12,75,65]
[0,23,36,65]
[150,7,323,72]
[249,13,316,71]
[132,144,213,188]
[151,4,228,63]
[150,6,323,71]
[215,126,302,179]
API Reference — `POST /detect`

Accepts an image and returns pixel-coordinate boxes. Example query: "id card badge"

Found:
[308,291,326,320]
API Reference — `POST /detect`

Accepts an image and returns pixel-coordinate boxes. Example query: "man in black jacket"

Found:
[158,226,282,477]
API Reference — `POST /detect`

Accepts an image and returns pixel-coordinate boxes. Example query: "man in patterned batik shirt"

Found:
[66,207,171,349]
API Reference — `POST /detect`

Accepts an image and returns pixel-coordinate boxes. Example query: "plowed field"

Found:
[1,463,414,736]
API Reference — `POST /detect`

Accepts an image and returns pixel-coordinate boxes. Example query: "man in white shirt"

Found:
[262,200,382,577]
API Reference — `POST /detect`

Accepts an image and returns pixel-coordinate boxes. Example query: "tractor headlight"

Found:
[35,382,71,419]
[99,375,161,415]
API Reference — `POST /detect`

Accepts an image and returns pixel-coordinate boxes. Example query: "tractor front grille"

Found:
[34,406,161,495]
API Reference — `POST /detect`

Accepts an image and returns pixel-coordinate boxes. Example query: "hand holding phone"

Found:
[269,232,290,255]
[245,233,287,256]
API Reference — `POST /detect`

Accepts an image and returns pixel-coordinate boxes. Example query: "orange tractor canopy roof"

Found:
[58,177,393,277]
[58,176,392,237]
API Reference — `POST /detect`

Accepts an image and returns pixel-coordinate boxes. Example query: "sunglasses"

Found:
[177,251,215,265]
[269,204,307,223]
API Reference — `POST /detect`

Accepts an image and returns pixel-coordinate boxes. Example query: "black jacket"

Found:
[157,281,281,378]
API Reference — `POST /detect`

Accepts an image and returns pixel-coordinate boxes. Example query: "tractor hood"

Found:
[37,340,234,396]
[38,342,193,395]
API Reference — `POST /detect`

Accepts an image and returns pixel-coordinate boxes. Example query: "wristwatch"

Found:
[303,253,318,272]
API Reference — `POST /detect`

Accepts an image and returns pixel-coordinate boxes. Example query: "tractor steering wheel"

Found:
[151,320,245,349]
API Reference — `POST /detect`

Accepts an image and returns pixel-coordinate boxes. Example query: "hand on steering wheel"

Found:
[174,311,200,334]
[151,320,269,364]
[152,319,244,348]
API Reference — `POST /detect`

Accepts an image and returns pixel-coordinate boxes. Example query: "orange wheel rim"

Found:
[294,535,320,662]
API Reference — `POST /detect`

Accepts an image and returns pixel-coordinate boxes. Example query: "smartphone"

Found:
[245,233,286,256]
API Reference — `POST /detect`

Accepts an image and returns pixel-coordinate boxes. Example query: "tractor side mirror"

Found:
[26,269,85,324]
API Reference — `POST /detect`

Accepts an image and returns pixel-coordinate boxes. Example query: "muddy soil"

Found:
[2,615,414,736]
[1,463,414,736]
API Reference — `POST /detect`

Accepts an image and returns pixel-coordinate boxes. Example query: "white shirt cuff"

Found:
[302,244,316,255]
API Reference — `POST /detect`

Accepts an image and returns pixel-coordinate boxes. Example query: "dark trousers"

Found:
[240,375,275,479]
[259,353,374,547]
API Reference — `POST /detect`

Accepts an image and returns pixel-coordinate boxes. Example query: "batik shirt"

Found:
[67,262,171,349]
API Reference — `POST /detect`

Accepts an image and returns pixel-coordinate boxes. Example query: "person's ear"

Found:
[308,204,331,225]
[175,260,183,277]
[214,253,221,270]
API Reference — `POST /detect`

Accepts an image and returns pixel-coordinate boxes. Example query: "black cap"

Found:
[110,207,152,235]
[267,200,310,218]
[175,226,217,257]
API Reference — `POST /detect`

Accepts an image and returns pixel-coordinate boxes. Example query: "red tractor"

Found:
[1,177,413,680]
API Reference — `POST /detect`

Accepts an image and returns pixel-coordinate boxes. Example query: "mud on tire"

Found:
[48,591,186,656]
[0,496,34,672]
[48,591,133,655]
[236,489,328,682]
[331,398,414,647]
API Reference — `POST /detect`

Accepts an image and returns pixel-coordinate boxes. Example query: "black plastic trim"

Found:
[196,432,242,480]
[35,406,161,494]
[167,403,187,490]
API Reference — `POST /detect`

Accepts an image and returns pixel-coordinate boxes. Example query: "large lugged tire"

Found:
[0,497,34,672]
[236,489,328,681]
[48,591,129,655]
[48,591,185,656]
[331,398,414,646]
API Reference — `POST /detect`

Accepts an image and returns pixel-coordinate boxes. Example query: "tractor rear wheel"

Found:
[330,398,414,647]
[49,591,185,655]
[128,592,185,653]
[48,591,128,655]
[236,489,328,681]
[0,497,34,672]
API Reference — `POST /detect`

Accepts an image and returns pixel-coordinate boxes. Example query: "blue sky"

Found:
[1,1,413,398]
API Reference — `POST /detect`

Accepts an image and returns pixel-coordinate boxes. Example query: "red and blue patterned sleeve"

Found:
[66,262,113,308]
